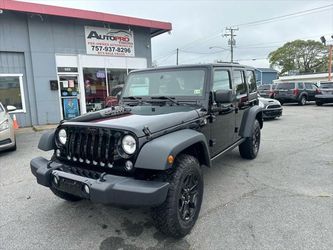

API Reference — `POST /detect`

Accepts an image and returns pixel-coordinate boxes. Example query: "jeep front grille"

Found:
[57,126,123,168]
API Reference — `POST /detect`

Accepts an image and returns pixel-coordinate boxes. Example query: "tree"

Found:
[268,40,328,75]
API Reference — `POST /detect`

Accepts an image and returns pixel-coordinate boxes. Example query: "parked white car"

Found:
[0,102,17,151]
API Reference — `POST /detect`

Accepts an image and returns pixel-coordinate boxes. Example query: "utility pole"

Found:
[224,27,239,63]
[176,48,179,65]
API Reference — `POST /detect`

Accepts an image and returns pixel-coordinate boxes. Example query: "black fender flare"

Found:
[239,106,263,138]
[38,130,56,151]
[134,129,211,170]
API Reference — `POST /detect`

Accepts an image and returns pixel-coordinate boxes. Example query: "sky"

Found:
[20,0,333,69]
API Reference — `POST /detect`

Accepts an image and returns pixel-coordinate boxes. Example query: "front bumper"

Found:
[30,157,169,206]
[263,108,282,118]
[315,94,333,103]
[0,127,15,151]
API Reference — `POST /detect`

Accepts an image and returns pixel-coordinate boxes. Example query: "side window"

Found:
[213,70,231,91]
[246,70,257,93]
[297,82,304,89]
[305,83,312,89]
[233,70,247,95]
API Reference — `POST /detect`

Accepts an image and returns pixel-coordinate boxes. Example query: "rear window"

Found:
[258,85,270,90]
[276,83,295,89]
[320,82,333,89]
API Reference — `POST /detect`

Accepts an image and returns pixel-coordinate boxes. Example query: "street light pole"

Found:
[224,27,239,63]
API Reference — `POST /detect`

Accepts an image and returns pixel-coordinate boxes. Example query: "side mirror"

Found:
[214,89,233,103]
[6,105,17,112]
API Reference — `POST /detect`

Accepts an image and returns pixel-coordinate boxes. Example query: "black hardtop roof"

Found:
[130,63,255,73]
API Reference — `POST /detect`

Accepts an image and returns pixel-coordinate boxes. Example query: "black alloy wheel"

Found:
[178,173,200,222]
[239,119,261,159]
[152,154,203,238]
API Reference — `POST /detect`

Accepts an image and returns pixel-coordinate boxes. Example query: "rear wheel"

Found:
[239,119,261,159]
[152,154,203,238]
[299,95,306,106]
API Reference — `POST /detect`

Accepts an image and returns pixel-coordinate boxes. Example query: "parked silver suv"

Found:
[0,102,16,152]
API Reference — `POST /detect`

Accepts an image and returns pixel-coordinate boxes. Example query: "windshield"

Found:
[320,82,333,89]
[276,83,295,89]
[122,69,206,98]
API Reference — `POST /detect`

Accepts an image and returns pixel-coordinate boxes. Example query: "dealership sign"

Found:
[85,26,135,57]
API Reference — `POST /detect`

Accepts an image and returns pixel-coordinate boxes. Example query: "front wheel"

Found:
[239,119,261,159]
[152,154,203,238]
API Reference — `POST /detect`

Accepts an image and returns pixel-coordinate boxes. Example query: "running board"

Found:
[211,138,245,161]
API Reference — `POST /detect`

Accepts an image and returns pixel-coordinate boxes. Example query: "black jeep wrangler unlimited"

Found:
[31,64,262,238]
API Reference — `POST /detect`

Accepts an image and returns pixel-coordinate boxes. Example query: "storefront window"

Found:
[0,75,25,111]
[107,69,129,96]
[83,68,107,112]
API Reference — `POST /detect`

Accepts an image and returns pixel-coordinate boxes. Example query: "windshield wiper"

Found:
[149,96,179,105]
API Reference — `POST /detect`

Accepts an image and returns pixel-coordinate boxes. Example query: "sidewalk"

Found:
[15,124,57,134]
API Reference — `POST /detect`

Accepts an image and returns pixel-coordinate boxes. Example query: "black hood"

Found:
[63,105,201,137]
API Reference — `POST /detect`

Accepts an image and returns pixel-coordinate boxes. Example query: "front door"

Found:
[58,75,81,120]
[209,68,236,157]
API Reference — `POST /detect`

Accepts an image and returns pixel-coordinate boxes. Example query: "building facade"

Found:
[0,0,171,127]
[273,73,330,85]
[255,68,279,85]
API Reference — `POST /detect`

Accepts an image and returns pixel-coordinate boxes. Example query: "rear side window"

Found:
[246,70,257,93]
[276,83,295,89]
[213,70,231,91]
[233,70,247,95]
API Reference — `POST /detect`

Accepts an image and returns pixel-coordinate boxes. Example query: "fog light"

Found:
[125,161,133,171]
[83,184,90,194]
[56,149,61,157]
[53,175,59,185]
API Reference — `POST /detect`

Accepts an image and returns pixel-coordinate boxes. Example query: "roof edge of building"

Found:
[0,0,172,36]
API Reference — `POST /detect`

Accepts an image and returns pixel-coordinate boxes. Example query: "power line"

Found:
[232,4,333,27]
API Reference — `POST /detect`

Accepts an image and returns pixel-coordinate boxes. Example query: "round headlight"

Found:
[58,129,67,145]
[122,135,136,155]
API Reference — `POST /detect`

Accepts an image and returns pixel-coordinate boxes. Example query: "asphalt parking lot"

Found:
[0,104,332,250]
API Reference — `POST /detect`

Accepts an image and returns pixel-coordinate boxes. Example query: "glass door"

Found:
[58,75,80,119]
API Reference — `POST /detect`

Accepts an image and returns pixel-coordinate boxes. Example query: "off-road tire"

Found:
[316,101,323,106]
[239,119,261,159]
[151,154,203,238]
[299,95,306,106]
[49,154,82,202]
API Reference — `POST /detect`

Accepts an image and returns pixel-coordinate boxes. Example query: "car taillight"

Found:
[293,88,299,96]
[315,88,321,94]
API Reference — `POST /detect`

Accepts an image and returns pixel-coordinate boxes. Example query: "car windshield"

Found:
[320,82,333,89]
[258,85,270,90]
[276,83,295,89]
[122,69,206,98]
